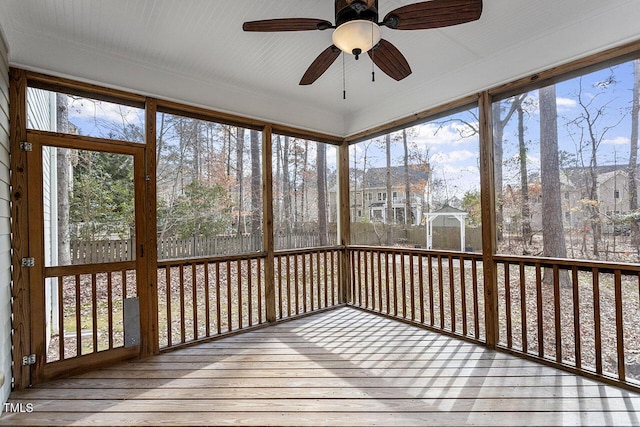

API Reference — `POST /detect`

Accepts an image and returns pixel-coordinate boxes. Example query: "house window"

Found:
[392,191,397,201]
[357,210,362,217]
[614,190,620,199]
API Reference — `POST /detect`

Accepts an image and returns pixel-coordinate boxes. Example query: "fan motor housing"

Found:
[335,0,379,26]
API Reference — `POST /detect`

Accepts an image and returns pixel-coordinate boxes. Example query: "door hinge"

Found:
[22,354,36,366]
[21,257,35,267]
[19,141,32,152]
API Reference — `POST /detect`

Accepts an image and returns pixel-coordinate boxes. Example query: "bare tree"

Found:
[385,133,393,245]
[539,85,568,284]
[56,93,71,265]
[517,102,532,250]
[493,96,525,241]
[403,129,411,225]
[250,130,261,248]
[236,128,245,235]
[629,59,640,252]
[317,142,328,245]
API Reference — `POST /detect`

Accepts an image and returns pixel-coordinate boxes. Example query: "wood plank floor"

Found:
[2,306,640,426]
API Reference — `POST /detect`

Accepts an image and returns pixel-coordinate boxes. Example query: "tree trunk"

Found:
[517,104,532,251]
[250,130,261,248]
[492,102,505,242]
[282,136,292,237]
[539,85,569,285]
[385,133,393,245]
[236,127,244,235]
[56,93,71,265]
[403,130,411,226]
[629,59,640,253]
[317,143,328,245]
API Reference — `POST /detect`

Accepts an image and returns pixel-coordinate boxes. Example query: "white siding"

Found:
[0,24,12,409]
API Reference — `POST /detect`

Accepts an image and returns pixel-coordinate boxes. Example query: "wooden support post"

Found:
[478,91,499,348]
[338,140,351,304]
[141,97,159,357]
[262,125,276,322]
[9,68,31,389]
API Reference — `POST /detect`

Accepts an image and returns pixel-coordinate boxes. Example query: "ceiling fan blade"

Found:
[382,0,482,30]
[300,46,341,85]
[368,39,412,81]
[243,18,332,32]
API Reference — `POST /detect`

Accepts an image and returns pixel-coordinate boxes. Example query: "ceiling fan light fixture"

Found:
[332,19,381,57]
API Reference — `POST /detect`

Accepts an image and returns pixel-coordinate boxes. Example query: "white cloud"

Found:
[431,149,476,164]
[68,98,144,125]
[556,97,577,112]
[412,121,479,148]
[602,136,630,146]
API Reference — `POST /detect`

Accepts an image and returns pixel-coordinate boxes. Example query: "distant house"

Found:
[330,165,430,225]
[503,164,640,234]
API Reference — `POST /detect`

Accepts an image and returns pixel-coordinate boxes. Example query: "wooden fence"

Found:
[71,232,338,263]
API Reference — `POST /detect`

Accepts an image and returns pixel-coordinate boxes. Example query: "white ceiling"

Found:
[1,0,639,137]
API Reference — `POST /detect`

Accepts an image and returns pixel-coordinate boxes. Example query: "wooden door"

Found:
[26,132,148,384]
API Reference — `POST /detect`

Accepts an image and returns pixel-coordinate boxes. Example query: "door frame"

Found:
[25,131,150,384]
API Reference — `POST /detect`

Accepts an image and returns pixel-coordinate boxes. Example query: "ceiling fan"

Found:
[243,0,482,85]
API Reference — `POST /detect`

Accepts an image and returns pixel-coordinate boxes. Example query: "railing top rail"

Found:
[157,251,267,267]
[347,245,484,260]
[494,254,640,274]
[274,245,345,257]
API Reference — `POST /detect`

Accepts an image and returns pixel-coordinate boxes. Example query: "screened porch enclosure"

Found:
[6,29,640,427]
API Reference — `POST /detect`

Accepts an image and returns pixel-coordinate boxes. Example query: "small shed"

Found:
[424,205,468,251]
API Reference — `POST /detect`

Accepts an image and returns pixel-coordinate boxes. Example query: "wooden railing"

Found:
[348,246,485,343]
[157,253,267,348]
[274,247,342,320]
[495,255,640,388]
[157,246,343,349]
[43,262,138,363]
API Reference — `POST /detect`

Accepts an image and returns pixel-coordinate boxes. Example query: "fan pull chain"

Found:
[342,52,346,100]
[371,24,375,82]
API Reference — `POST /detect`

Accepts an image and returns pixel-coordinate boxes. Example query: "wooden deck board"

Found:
[2,306,640,426]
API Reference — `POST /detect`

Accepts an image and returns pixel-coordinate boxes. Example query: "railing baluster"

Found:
[357,251,363,307]
[519,262,527,353]
[370,251,375,311]
[410,253,415,322]
[614,269,625,381]
[572,266,581,369]
[302,253,307,313]
[294,254,300,314]
[179,266,186,343]
[166,267,172,347]
[553,265,562,363]
[216,262,221,335]
[448,256,455,333]
[247,259,252,327]
[393,252,398,317]
[593,267,602,375]
[385,252,390,314]
[204,262,210,337]
[438,255,444,329]
[535,263,543,358]
[91,273,98,353]
[257,257,263,324]
[226,260,232,332]
[351,250,356,305]
[419,254,424,324]
[428,255,435,327]
[401,252,406,318]
[364,250,369,309]
[330,250,336,306]
[237,259,242,330]
[286,255,291,317]
[75,275,81,356]
[460,255,467,337]
[192,263,198,339]
[505,262,512,348]
[323,251,328,309]
[472,259,479,340]
[58,276,65,359]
